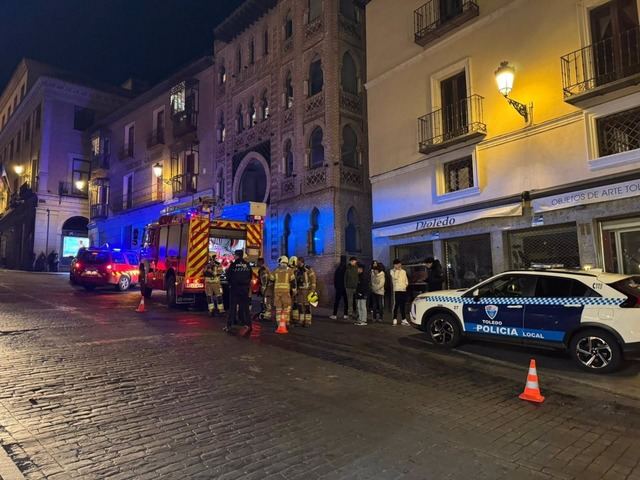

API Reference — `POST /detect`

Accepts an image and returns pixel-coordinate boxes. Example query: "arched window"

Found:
[236,48,242,74]
[285,71,294,109]
[309,127,324,168]
[260,90,270,120]
[216,168,225,200]
[249,38,255,65]
[236,104,244,132]
[248,97,257,126]
[345,207,360,253]
[217,111,226,143]
[341,52,358,94]
[282,214,292,257]
[309,0,322,22]
[340,0,357,20]
[284,139,294,177]
[309,57,323,96]
[308,208,320,255]
[218,63,226,85]
[341,125,358,167]
[263,29,269,55]
[284,10,293,39]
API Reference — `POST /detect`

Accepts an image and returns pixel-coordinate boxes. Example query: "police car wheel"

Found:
[569,329,622,373]
[426,314,461,348]
[116,275,131,292]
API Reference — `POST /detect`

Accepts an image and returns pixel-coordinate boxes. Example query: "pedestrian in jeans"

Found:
[354,263,369,326]
[330,256,348,320]
[390,259,409,326]
[370,264,385,322]
[344,256,359,319]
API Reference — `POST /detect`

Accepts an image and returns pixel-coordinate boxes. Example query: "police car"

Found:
[409,269,640,373]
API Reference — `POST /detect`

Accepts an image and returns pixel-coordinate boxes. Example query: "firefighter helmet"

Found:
[289,256,298,268]
[307,291,319,307]
[278,255,289,265]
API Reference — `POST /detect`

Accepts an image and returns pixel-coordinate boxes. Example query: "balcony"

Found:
[171,172,198,197]
[304,166,327,193]
[58,181,88,199]
[118,144,135,160]
[414,0,479,47]
[172,110,198,138]
[304,92,324,122]
[90,204,108,219]
[418,94,486,154]
[561,27,640,104]
[147,129,165,148]
[91,152,110,171]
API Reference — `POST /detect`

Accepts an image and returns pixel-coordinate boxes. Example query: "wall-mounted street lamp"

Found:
[495,61,531,124]
[13,164,24,175]
[74,179,86,191]
[153,162,172,184]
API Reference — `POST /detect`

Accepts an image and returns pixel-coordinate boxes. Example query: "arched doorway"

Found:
[233,153,270,204]
[60,216,89,270]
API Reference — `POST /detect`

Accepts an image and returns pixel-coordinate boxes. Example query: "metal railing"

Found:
[418,94,486,153]
[91,153,110,171]
[58,181,88,199]
[561,27,640,99]
[172,109,198,137]
[147,129,165,148]
[90,204,108,219]
[171,172,198,197]
[414,0,479,46]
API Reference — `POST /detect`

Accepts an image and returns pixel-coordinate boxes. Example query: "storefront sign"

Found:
[373,203,523,238]
[532,178,640,213]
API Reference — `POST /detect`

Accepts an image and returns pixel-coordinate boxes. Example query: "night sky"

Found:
[0,0,244,90]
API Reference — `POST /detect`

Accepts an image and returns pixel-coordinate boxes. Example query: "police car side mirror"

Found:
[472,289,480,302]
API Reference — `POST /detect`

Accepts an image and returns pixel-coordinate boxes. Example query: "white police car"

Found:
[409,269,640,373]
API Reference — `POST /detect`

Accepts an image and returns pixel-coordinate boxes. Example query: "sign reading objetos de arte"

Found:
[532,178,640,213]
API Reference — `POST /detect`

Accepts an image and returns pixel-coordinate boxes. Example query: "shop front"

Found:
[601,219,640,275]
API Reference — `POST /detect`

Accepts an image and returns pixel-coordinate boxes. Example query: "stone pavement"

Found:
[0,271,639,480]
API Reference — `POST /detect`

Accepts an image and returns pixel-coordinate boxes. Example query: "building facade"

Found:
[88,57,215,251]
[367,0,640,295]
[0,59,128,270]
[213,0,372,300]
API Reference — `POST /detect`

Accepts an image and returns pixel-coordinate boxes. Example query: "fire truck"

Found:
[139,201,266,307]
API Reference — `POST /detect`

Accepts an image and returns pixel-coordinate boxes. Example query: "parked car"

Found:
[70,248,140,292]
[410,268,640,373]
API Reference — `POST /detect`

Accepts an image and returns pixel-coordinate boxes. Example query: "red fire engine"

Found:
[139,202,265,307]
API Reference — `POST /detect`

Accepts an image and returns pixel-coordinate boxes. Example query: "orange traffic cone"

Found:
[519,359,545,403]
[275,315,288,335]
[136,296,145,313]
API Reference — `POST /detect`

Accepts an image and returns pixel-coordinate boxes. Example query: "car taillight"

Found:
[106,264,113,270]
[74,262,81,269]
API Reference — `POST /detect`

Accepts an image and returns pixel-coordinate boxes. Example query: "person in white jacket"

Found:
[370,264,385,322]
[390,259,409,326]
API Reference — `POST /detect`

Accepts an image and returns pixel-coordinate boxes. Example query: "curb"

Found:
[0,444,25,480]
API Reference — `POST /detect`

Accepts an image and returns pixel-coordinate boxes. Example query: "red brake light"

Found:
[106,264,113,270]
[74,262,81,269]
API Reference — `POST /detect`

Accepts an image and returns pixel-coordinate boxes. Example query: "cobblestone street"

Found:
[0,271,639,480]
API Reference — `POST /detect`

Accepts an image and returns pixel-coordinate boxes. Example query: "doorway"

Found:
[602,218,640,274]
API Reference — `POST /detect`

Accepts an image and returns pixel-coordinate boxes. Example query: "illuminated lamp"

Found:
[494,61,531,123]
[13,164,24,175]
[75,179,86,191]
[152,163,163,178]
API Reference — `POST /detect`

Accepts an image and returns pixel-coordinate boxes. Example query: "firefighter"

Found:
[204,254,224,316]
[257,257,272,321]
[288,256,299,324]
[295,257,317,327]
[270,256,296,328]
[226,249,253,335]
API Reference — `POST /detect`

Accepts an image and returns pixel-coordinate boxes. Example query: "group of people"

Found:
[33,251,59,272]
[331,255,443,326]
[203,249,318,336]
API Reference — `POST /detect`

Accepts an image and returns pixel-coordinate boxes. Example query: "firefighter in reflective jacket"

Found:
[289,256,299,323]
[270,256,296,327]
[204,254,224,315]
[294,257,317,327]
[257,258,272,320]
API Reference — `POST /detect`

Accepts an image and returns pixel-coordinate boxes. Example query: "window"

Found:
[597,105,640,156]
[154,109,165,142]
[282,214,292,256]
[217,111,226,143]
[476,275,537,298]
[34,105,41,130]
[123,173,133,209]
[284,139,294,177]
[73,106,95,131]
[72,158,90,195]
[309,127,324,168]
[20,84,26,100]
[443,156,473,192]
[308,208,320,255]
[341,125,358,167]
[263,29,269,55]
[218,64,226,85]
[444,234,493,289]
[24,118,30,142]
[249,38,255,65]
[125,123,135,156]
[260,90,269,120]
[236,105,244,132]
[309,0,322,22]
[309,57,324,96]
[441,71,468,139]
[248,97,257,126]
[285,71,294,109]
[535,276,600,298]
[345,207,360,253]
[236,48,242,74]
[284,10,293,39]
[341,52,358,94]
[340,0,357,20]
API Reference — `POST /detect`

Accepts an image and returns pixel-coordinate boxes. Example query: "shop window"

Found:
[395,241,435,298]
[602,220,640,274]
[285,71,294,109]
[444,234,493,289]
[345,207,361,253]
[507,224,580,270]
[284,139,294,177]
[596,105,640,157]
[341,125,358,167]
[309,57,324,96]
[341,52,358,95]
[284,10,293,40]
[443,156,473,192]
[309,0,322,22]
[309,127,324,168]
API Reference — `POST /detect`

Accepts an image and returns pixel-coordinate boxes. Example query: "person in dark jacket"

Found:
[344,256,359,318]
[330,256,348,320]
[47,251,59,272]
[425,257,444,292]
[354,263,370,326]
[226,250,253,335]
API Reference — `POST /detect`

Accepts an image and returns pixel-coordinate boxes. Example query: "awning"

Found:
[373,202,523,238]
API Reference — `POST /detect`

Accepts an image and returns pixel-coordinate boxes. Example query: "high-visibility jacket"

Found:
[296,265,317,290]
[271,265,296,292]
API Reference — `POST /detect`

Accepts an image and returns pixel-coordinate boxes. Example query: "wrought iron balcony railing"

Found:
[414,0,479,47]
[171,172,198,197]
[418,94,486,154]
[147,129,165,148]
[561,27,640,103]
